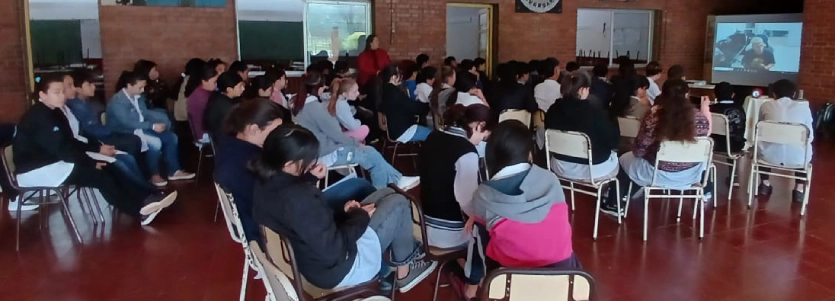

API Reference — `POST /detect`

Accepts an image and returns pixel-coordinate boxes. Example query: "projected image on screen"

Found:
[711,20,802,87]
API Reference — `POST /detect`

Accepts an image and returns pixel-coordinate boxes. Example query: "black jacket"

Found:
[204,92,238,141]
[418,130,477,222]
[492,82,538,114]
[545,96,620,165]
[379,83,429,139]
[710,101,747,153]
[253,172,371,289]
[14,102,98,174]
[590,77,612,108]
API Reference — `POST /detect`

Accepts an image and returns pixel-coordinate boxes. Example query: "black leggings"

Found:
[65,163,152,217]
[759,167,807,185]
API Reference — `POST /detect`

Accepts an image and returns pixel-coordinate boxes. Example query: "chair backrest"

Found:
[261,226,303,285]
[544,129,596,182]
[755,120,810,146]
[214,183,244,244]
[0,146,20,189]
[499,110,532,128]
[251,241,299,301]
[186,113,202,143]
[388,184,430,252]
[710,113,733,156]
[655,137,714,165]
[377,112,396,142]
[617,116,641,138]
[480,268,595,301]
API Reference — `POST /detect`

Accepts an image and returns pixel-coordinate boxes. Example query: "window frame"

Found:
[576,8,656,68]
[303,0,373,68]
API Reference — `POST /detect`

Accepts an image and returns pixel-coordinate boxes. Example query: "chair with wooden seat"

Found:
[377,113,419,169]
[479,268,595,301]
[1,145,83,251]
[260,225,380,301]
[389,184,469,301]
[747,120,814,215]
[545,129,621,239]
[710,113,745,200]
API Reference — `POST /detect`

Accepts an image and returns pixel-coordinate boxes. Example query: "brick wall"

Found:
[0,0,29,123]
[99,1,238,95]
[374,0,753,81]
[799,0,833,105]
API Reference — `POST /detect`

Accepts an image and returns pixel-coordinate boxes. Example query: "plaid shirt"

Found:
[633,109,710,172]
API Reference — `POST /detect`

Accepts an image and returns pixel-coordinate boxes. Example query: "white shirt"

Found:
[646,77,661,104]
[534,79,561,111]
[123,89,145,123]
[415,82,433,103]
[757,97,814,166]
[491,162,532,180]
[455,92,484,107]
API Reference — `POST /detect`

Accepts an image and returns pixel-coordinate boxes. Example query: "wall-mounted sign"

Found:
[516,0,562,14]
[102,0,225,7]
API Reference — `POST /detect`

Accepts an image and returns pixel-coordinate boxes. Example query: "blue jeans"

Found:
[322,178,377,211]
[332,146,402,189]
[408,125,432,142]
[142,129,181,177]
[111,154,155,191]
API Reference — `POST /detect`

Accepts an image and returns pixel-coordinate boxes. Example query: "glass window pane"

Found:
[238,0,304,66]
[306,1,371,63]
[576,9,613,67]
[612,11,652,64]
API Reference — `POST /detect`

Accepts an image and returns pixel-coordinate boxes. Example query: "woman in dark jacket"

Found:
[378,65,431,142]
[252,125,436,291]
[545,71,620,181]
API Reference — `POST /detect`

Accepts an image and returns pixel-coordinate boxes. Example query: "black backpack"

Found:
[814,102,835,140]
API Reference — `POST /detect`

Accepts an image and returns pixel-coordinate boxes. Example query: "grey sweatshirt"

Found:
[295,96,359,156]
[472,165,565,230]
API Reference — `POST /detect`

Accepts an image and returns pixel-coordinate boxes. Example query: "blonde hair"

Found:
[328,78,358,116]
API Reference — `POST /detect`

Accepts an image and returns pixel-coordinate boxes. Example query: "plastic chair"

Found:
[389,184,469,301]
[545,129,621,239]
[747,121,813,215]
[641,137,716,241]
[260,226,380,301]
[479,268,595,301]
[710,113,745,200]
[1,145,83,250]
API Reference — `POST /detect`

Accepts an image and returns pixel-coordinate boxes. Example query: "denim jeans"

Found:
[141,129,181,177]
[408,125,432,142]
[362,188,421,266]
[111,154,155,191]
[332,146,402,189]
[322,178,377,212]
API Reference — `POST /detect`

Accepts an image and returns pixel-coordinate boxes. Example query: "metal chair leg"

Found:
[80,188,98,226]
[55,188,83,244]
[240,256,249,301]
[196,147,204,184]
[88,188,105,223]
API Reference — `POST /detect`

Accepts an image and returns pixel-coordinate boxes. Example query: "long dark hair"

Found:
[250,125,320,180]
[655,79,696,142]
[290,72,325,115]
[225,98,284,136]
[133,59,157,79]
[116,71,148,93]
[429,66,455,113]
[185,65,218,97]
[485,120,533,177]
[364,34,378,52]
[560,71,591,98]
[245,74,276,99]
[175,58,205,98]
[216,72,243,95]
[443,104,495,137]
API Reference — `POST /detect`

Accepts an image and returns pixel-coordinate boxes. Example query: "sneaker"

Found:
[600,202,626,218]
[168,170,196,181]
[8,197,39,212]
[139,191,179,215]
[151,175,168,187]
[140,208,163,226]
[396,176,420,191]
[758,182,773,196]
[378,272,395,296]
[792,189,805,203]
[703,192,713,203]
[396,259,438,293]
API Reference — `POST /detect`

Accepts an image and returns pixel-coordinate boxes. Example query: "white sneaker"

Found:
[8,197,39,212]
[396,176,420,191]
[168,170,196,181]
[140,208,163,226]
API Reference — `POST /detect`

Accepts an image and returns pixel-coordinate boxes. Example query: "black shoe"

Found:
[378,272,394,296]
[600,201,626,218]
[792,189,805,203]
[758,183,773,196]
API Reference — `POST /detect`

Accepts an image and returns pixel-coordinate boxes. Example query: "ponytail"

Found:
[291,72,324,116]
[429,66,455,113]
[328,79,342,116]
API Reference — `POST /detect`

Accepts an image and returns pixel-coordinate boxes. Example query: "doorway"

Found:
[446,3,494,75]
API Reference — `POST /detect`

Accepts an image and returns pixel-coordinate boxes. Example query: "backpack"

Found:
[814,102,835,140]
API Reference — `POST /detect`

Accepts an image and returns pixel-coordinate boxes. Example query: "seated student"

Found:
[589,63,612,109]
[470,120,580,271]
[444,56,458,69]
[459,59,483,90]
[710,82,746,186]
[378,65,432,142]
[134,59,171,111]
[545,72,620,180]
[565,61,580,73]
[15,74,178,225]
[534,59,562,112]
[451,73,489,108]
[757,79,813,202]
[474,58,489,90]
[66,71,142,157]
[667,65,685,81]
[415,67,437,104]
[174,58,206,123]
[602,79,712,216]
[419,104,494,300]
[416,53,430,70]
[107,71,195,187]
[626,76,652,120]
[252,125,437,291]
[293,72,419,190]
[228,61,250,83]
[644,61,663,104]
[214,99,376,243]
[328,78,370,142]
[268,70,291,108]
[429,66,457,119]
[204,72,245,141]
[494,62,537,114]
[400,60,419,101]
[185,65,220,143]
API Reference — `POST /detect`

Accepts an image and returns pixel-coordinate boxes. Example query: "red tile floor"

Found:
[3,143,835,301]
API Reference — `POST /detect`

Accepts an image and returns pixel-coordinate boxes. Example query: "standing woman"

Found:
[185,65,219,143]
[133,59,170,111]
[357,34,391,93]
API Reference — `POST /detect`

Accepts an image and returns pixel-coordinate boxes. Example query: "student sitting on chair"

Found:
[252,125,437,292]
[710,82,746,187]
[756,79,813,202]
[328,78,371,143]
[204,71,245,142]
[185,65,220,144]
[378,65,432,142]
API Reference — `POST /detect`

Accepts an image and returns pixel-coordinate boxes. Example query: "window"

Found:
[305,1,371,64]
[576,9,655,66]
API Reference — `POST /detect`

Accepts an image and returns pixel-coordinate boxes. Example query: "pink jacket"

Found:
[485,202,572,267]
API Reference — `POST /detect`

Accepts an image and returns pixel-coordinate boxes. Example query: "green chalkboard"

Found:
[30,20,83,67]
[239,21,304,61]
